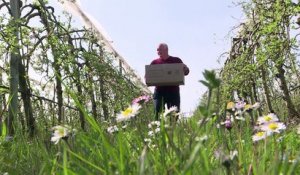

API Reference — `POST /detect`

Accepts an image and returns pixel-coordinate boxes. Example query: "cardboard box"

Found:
[145,63,185,86]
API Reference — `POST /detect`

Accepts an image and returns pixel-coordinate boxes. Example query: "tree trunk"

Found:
[86,74,97,120]
[7,0,21,135]
[99,77,109,120]
[38,99,48,130]
[260,66,274,113]
[0,69,3,133]
[251,77,262,116]
[276,64,299,120]
[54,67,63,123]
[19,59,35,136]
[38,1,64,124]
[76,80,85,130]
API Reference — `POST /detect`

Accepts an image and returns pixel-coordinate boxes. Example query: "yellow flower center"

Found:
[227,102,235,109]
[122,108,133,117]
[244,104,252,110]
[256,132,265,137]
[264,115,272,121]
[268,123,278,130]
[57,128,66,137]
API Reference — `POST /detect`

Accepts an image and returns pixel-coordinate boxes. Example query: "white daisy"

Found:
[116,103,141,122]
[51,125,72,144]
[163,104,178,118]
[257,113,279,125]
[260,122,286,133]
[107,125,119,134]
[252,131,270,142]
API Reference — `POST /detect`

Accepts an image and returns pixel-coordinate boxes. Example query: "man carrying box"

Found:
[148,43,189,120]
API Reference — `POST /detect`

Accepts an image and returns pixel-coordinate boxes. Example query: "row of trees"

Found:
[214,0,300,123]
[0,0,149,137]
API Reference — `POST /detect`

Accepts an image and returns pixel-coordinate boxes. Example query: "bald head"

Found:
[157,43,169,60]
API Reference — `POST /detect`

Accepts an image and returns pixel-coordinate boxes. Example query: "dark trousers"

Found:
[153,90,180,120]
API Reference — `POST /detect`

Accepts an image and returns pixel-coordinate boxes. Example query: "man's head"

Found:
[157,43,169,60]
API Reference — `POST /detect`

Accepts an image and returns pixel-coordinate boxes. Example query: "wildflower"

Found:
[164,124,170,129]
[257,113,279,125]
[277,136,284,142]
[177,112,187,121]
[252,131,270,142]
[226,101,235,111]
[195,135,208,142]
[212,112,218,117]
[214,149,237,160]
[220,115,233,130]
[235,115,245,121]
[162,104,178,118]
[148,131,154,137]
[234,110,243,118]
[296,124,300,135]
[214,149,237,169]
[149,144,157,149]
[51,125,74,144]
[148,121,160,129]
[244,104,252,112]
[287,155,299,163]
[282,154,299,164]
[107,125,119,134]
[288,158,297,163]
[260,122,286,134]
[144,138,151,143]
[244,102,260,112]
[225,119,232,130]
[197,119,204,125]
[148,126,160,137]
[154,128,160,133]
[229,150,238,160]
[116,103,141,122]
[235,100,246,110]
[178,112,193,121]
[251,102,260,109]
[132,95,151,105]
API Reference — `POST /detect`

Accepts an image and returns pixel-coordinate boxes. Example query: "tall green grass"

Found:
[0,108,299,174]
[0,70,300,174]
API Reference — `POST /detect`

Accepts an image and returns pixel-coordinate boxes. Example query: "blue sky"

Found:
[55,0,244,113]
